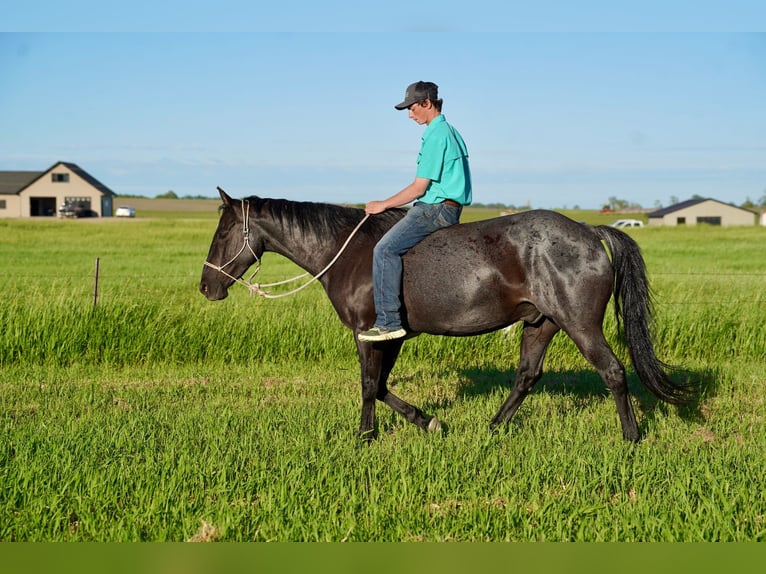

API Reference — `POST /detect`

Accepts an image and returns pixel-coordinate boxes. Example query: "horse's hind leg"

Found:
[490,319,560,430]
[567,328,640,442]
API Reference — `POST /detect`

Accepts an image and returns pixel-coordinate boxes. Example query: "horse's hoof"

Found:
[358,428,377,443]
[427,417,442,433]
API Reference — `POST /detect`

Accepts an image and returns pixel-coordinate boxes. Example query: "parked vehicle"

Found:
[115,206,136,218]
[610,219,644,228]
[58,204,76,218]
[59,201,98,218]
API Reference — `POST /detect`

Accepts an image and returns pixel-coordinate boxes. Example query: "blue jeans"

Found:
[372,201,462,330]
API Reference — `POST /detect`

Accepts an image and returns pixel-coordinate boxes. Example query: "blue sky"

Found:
[2,7,765,209]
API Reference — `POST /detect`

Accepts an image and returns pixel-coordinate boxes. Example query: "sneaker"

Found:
[358,325,407,342]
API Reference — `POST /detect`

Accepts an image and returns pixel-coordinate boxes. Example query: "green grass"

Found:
[1,209,765,541]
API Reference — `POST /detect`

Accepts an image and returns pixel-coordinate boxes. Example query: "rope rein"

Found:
[204,200,370,299]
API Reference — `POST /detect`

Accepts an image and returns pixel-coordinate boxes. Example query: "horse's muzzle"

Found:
[199,280,229,301]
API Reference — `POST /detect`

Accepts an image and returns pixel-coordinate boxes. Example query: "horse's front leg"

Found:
[356,337,381,441]
[355,337,438,440]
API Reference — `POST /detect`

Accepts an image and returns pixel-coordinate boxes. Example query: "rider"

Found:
[358,81,472,343]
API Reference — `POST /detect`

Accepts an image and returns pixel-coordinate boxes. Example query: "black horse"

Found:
[200,188,695,442]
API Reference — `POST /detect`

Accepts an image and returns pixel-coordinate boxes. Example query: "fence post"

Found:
[93,257,100,310]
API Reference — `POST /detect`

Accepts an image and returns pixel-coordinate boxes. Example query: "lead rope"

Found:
[204,201,370,299]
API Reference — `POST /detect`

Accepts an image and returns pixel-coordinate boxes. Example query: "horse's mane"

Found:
[243,196,405,242]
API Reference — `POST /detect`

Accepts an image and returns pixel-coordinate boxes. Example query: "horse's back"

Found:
[401,210,613,335]
[406,209,605,275]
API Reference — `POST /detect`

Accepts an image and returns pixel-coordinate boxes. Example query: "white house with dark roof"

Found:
[0,161,116,218]
[647,198,756,227]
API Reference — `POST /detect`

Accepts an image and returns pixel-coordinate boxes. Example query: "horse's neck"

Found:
[264,221,345,278]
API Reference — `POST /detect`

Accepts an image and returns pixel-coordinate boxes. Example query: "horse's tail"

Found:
[593,226,697,405]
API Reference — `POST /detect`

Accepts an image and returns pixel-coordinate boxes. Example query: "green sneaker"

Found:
[358,326,407,342]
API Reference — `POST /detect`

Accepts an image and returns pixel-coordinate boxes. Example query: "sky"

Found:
[2,5,765,209]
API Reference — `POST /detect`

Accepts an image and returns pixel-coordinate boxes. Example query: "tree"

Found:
[741,197,758,210]
[606,196,631,211]
[155,190,178,199]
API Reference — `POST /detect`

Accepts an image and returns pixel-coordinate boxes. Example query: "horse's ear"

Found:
[217,186,232,205]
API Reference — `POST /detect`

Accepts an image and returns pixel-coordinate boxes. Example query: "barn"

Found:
[0,161,116,219]
[647,198,757,227]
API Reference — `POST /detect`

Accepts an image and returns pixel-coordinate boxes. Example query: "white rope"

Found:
[204,200,370,299]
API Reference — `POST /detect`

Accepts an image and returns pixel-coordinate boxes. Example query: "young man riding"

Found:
[358,81,473,343]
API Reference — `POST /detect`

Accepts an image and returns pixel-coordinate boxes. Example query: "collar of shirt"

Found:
[422,114,446,141]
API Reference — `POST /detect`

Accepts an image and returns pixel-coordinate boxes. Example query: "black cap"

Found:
[394,81,439,110]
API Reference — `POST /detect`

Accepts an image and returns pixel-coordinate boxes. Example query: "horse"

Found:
[200,187,696,442]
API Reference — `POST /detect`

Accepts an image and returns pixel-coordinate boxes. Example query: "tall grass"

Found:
[1,214,765,541]
[3,277,763,369]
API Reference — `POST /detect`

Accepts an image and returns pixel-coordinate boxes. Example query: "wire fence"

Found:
[3,266,764,307]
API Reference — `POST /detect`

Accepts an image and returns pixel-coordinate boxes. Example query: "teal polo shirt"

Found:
[416,114,472,205]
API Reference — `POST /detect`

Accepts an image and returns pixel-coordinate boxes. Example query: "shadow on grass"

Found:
[443,364,721,437]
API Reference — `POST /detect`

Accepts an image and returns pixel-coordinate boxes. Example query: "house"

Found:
[647,198,756,227]
[0,161,116,218]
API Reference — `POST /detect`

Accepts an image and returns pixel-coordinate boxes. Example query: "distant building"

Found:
[647,198,756,227]
[0,161,116,218]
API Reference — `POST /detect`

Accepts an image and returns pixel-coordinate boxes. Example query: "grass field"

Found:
[1,200,764,541]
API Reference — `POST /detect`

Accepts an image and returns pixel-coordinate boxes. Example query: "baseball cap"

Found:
[394,81,439,110]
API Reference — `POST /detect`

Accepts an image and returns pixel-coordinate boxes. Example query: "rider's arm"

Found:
[364,177,430,215]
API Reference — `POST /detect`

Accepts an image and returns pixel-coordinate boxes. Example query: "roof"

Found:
[0,162,116,197]
[60,162,116,197]
[647,197,753,218]
[0,170,43,195]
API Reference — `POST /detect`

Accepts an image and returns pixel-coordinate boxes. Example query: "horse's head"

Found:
[199,187,262,300]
